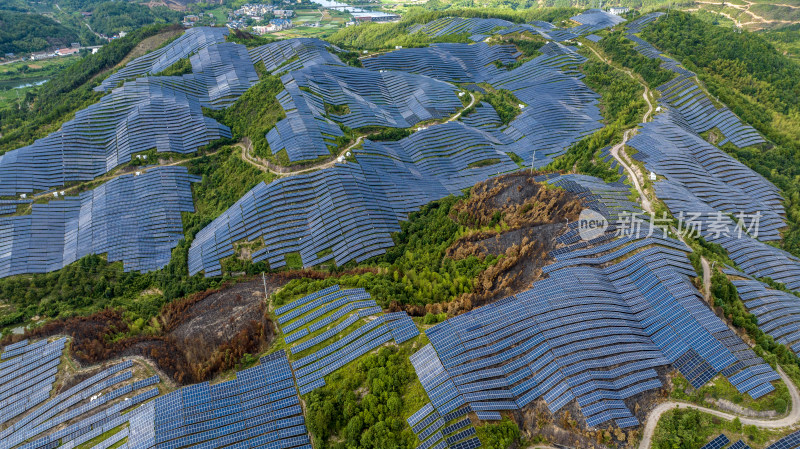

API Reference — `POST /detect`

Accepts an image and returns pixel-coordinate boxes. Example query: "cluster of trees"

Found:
[504,36,545,59]
[547,124,622,182]
[580,59,647,128]
[641,12,800,258]
[597,30,675,87]
[88,2,182,36]
[159,57,193,77]
[368,127,413,141]
[481,88,522,125]
[474,418,522,449]
[304,346,419,449]
[206,72,286,161]
[651,409,715,449]
[0,11,79,54]
[761,23,800,61]
[272,195,495,311]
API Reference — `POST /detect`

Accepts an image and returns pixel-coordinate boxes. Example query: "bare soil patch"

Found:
[446,172,584,309]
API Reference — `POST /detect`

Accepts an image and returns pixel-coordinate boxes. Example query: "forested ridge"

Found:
[0,10,79,54]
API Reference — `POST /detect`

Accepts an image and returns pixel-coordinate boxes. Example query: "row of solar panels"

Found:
[0,166,199,278]
[274,286,418,394]
[407,9,623,43]
[407,402,481,449]
[627,109,800,293]
[1,339,312,449]
[1,340,162,449]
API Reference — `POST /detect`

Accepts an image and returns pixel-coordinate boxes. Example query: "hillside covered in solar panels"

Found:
[4,5,800,449]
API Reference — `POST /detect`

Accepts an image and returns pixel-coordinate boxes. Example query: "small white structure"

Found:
[609,7,630,15]
[518,104,526,109]
[135,171,141,176]
[346,152,351,157]
[20,194,26,199]
[395,45,403,49]
[53,192,58,198]
[458,92,464,97]
[655,106,662,112]
[649,171,657,181]
[60,191,65,196]
[337,155,345,163]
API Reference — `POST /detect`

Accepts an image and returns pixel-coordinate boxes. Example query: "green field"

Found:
[0,56,78,110]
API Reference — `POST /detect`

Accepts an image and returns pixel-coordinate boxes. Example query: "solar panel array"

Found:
[408,17,515,40]
[406,175,778,429]
[407,13,617,43]
[0,167,199,278]
[284,64,463,129]
[1,353,160,449]
[0,28,264,198]
[189,119,520,275]
[407,397,482,449]
[570,9,627,30]
[126,350,311,449]
[190,42,260,109]
[275,285,419,394]
[266,84,343,162]
[0,339,64,427]
[97,27,230,92]
[4,343,309,449]
[766,429,800,449]
[628,109,785,242]
[0,78,229,197]
[487,43,604,167]
[360,40,604,168]
[624,13,764,148]
[362,43,520,83]
[248,38,345,75]
[627,109,800,292]
[728,272,800,355]
[701,434,730,449]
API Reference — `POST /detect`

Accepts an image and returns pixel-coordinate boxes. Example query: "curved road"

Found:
[238,92,477,176]
[638,366,800,449]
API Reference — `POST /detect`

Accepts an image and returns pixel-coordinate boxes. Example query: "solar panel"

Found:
[700,434,731,449]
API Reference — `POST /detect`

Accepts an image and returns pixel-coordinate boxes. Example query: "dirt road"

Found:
[638,367,800,449]
[238,92,477,176]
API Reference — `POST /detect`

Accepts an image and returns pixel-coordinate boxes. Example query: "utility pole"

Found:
[530,150,536,174]
[261,271,269,302]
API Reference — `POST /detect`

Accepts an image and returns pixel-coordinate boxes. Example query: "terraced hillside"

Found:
[3,6,800,449]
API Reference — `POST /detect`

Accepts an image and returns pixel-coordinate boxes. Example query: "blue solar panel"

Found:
[700,434,730,449]
[0,167,200,278]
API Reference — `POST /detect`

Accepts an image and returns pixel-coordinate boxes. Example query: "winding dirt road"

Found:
[238,92,477,176]
[584,40,656,215]
[638,367,800,449]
